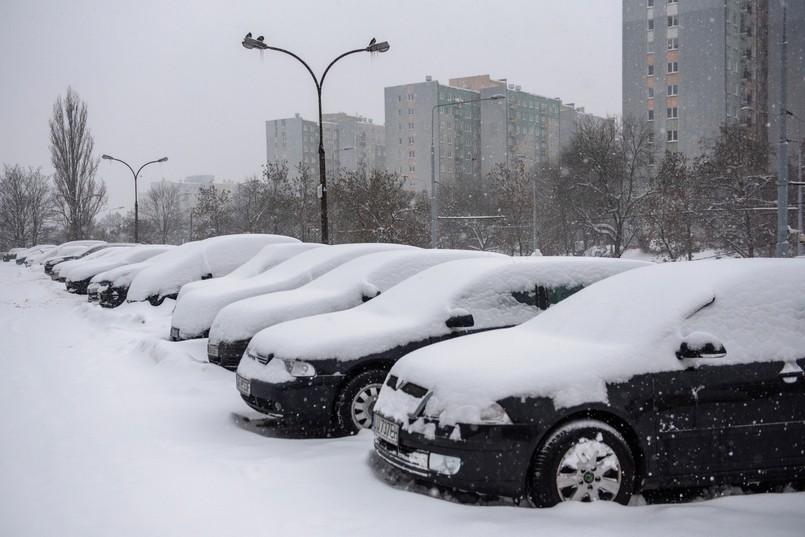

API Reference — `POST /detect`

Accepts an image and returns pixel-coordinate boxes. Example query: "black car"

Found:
[372,259,805,507]
[236,257,648,435]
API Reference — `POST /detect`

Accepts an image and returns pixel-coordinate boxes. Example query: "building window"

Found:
[648,86,654,98]
[667,61,678,73]
[668,15,678,27]
[648,64,654,76]
[407,93,414,101]
[667,0,677,4]
[667,84,678,95]
[648,0,654,6]
[667,107,678,118]
[408,122,414,130]
[667,37,679,50]
[648,19,654,30]
[408,150,415,158]
[667,129,678,142]
[648,131,655,144]
[648,109,655,121]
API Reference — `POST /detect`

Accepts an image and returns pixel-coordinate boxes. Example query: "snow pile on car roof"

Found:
[204,248,499,344]
[66,245,174,282]
[379,258,805,426]
[126,234,299,302]
[245,256,648,366]
[177,243,324,301]
[206,243,416,343]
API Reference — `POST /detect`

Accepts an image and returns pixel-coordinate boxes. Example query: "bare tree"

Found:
[643,152,703,260]
[141,181,183,244]
[695,124,775,258]
[490,162,534,255]
[0,164,53,247]
[331,168,429,246]
[230,174,268,234]
[49,87,107,239]
[192,185,231,239]
[561,115,653,257]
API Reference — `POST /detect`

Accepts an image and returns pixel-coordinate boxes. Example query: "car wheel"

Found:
[528,419,635,507]
[335,370,387,435]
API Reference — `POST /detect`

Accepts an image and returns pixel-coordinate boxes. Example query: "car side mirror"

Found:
[446,313,474,329]
[676,332,727,360]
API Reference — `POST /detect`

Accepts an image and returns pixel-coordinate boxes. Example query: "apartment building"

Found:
[623,0,805,158]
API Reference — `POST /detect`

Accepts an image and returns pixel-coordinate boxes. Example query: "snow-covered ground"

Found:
[1,262,803,537]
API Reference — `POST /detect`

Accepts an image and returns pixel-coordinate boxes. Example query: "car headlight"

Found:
[428,452,462,476]
[283,359,316,378]
[479,402,512,425]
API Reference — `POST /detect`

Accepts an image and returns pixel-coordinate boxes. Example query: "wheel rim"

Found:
[350,382,382,430]
[554,436,623,502]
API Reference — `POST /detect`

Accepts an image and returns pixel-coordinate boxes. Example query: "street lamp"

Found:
[101,154,168,243]
[430,94,505,248]
[242,33,390,244]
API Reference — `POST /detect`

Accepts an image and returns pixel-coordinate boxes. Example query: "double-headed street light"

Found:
[430,94,505,248]
[242,33,390,245]
[101,154,168,243]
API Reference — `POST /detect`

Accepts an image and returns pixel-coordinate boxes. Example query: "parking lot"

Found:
[1,262,804,537]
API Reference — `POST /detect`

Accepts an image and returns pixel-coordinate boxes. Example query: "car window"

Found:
[512,284,585,311]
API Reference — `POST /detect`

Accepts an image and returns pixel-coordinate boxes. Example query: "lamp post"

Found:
[242,33,390,245]
[430,94,505,248]
[101,154,168,243]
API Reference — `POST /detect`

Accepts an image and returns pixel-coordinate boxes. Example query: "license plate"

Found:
[236,374,251,396]
[373,414,400,447]
[208,343,219,357]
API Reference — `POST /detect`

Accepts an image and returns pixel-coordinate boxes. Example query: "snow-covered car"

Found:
[371,258,805,507]
[3,247,26,262]
[175,243,324,303]
[27,240,106,268]
[89,253,175,308]
[51,244,136,282]
[15,244,57,265]
[65,244,175,295]
[236,256,650,435]
[203,242,417,365]
[200,248,501,367]
[43,242,112,275]
[126,234,299,306]
[169,242,326,335]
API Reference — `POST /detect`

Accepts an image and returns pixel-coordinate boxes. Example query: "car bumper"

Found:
[66,278,91,295]
[99,286,127,308]
[237,373,342,428]
[208,339,250,369]
[372,416,536,500]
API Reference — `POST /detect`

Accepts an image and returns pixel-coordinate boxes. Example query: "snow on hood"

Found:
[65,245,174,282]
[126,234,298,302]
[177,243,323,301]
[225,249,504,350]
[90,251,173,287]
[377,258,805,426]
[244,256,649,371]
[206,243,416,343]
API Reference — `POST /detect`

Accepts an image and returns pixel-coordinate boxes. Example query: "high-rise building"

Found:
[384,75,573,194]
[623,0,805,158]
[265,113,385,178]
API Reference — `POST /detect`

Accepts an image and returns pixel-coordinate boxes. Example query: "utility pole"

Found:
[776,5,789,257]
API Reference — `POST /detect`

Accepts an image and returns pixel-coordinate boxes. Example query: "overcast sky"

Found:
[0,0,622,212]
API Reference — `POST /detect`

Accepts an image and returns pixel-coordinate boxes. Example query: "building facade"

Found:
[384,75,573,194]
[266,113,385,179]
[623,0,805,158]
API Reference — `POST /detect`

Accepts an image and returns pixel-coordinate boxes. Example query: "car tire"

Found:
[528,419,636,507]
[335,370,387,436]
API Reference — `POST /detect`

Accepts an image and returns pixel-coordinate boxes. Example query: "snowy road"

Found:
[1,263,803,536]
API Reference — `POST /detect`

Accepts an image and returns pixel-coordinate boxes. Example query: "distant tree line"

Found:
[1,87,796,259]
